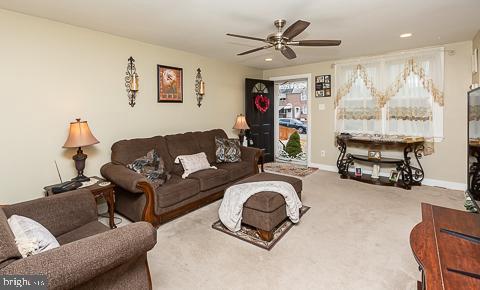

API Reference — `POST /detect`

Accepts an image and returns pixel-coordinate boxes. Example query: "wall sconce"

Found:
[195,68,205,107]
[125,56,139,107]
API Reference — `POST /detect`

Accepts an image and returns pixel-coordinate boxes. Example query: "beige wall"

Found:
[264,41,472,184]
[0,9,261,204]
[474,30,480,84]
[0,8,473,204]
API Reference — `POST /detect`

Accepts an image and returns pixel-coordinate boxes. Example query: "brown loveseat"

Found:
[101,129,262,227]
[0,189,157,290]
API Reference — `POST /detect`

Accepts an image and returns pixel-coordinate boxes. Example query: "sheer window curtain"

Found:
[335,47,444,142]
[383,49,444,141]
[335,62,383,134]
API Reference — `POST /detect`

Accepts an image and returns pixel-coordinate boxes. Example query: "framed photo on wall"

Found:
[157,65,183,103]
[315,74,331,97]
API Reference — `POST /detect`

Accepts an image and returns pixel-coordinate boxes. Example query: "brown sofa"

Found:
[0,189,157,290]
[101,129,263,227]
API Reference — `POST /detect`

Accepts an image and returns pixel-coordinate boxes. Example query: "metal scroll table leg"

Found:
[336,137,350,178]
[410,144,425,185]
[402,145,414,190]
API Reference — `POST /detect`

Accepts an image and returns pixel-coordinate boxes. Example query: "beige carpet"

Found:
[143,170,464,290]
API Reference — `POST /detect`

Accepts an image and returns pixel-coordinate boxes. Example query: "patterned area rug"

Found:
[212,206,310,250]
[263,162,318,178]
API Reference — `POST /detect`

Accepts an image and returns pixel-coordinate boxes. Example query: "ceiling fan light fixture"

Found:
[400,33,413,38]
[227,18,341,60]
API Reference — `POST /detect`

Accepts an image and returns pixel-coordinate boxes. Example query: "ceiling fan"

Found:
[227,19,341,60]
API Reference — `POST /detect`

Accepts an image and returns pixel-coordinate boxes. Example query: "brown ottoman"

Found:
[234,172,302,241]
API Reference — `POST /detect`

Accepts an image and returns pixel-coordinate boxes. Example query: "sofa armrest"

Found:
[101,163,147,193]
[241,146,263,174]
[2,189,97,237]
[241,146,263,163]
[0,222,157,290]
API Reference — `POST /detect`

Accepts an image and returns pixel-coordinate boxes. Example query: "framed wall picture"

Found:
[157,65,183,103]
[315,74,331,97]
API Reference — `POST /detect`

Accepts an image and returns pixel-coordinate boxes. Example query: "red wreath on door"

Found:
[254,95,270,113]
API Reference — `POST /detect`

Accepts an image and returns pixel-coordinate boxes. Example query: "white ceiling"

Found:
[1,0,479,69]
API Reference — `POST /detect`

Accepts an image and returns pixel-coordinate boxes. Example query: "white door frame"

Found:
[269,74,312,167]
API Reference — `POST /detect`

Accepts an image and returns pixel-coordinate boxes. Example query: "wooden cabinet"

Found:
[410,203,480,289]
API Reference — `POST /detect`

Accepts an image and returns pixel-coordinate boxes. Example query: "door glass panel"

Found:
[276,79,308,164]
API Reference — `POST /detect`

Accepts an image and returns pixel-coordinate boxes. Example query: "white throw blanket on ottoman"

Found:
[219,181,303,232]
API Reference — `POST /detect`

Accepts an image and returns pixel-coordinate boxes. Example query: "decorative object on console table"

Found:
[233,114,250,145]
[354,167,362,177]
[44,176,117,229]
[368,150,381,160]
[63,118,99,182]
[125,56,139,107]
[371,164,380,179]
[195,68,205,107]
[157,64,183,103]
[336,134,424,190]
[389,170,399,182]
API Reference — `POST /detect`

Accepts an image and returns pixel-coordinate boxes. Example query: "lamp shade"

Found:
[63,119,99,148]
[233,114,250,130]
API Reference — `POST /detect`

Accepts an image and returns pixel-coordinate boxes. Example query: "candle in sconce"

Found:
[199,80,205,95]
[130,74,139,91]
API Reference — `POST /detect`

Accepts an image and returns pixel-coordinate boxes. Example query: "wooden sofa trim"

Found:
[136,149,262,227]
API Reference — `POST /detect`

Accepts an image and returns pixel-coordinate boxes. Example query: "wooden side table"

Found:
[258,149,266,173]
[44,176,117,229]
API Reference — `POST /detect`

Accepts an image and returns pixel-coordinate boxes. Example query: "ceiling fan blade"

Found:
[281,46,296,60]
[290,40,342,46]
[237,45,272,56]
[282,20,310,40]
[226,33,266,42]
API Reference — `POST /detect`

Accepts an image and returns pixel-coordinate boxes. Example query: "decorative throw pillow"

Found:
[7,215,60,257]
[127,149,171,188]
[174,152,216,178]
[215,137,241,163]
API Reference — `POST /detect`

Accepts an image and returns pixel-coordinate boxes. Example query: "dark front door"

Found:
[245,78,274,162]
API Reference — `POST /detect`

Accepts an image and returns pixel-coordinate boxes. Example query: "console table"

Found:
[410,203,480,289]
[336,134,425,189]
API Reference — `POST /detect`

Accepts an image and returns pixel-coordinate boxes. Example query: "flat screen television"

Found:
[467,87,480,211]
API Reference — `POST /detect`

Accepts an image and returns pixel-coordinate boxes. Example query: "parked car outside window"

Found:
[279,118,307,133]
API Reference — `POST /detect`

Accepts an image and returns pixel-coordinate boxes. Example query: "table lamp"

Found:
[63,118,99,182]
[233,114,250,144]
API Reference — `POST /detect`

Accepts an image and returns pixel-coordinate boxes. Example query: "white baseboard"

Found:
[309,162,337,172]
[422,178,466,191]
[308,162,466,191]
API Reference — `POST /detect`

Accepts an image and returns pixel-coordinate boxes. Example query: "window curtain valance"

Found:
[334,47,444,142]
